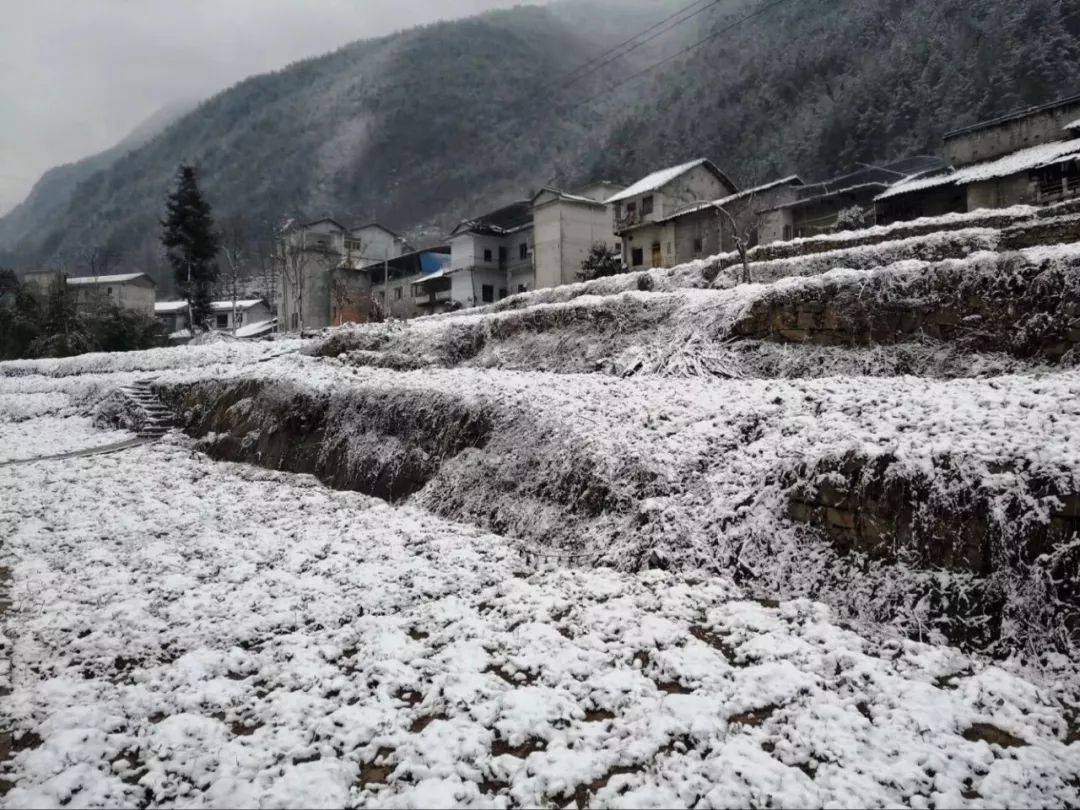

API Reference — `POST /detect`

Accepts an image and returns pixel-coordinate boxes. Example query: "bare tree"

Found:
[713,193,761,285]
[218,217,253,332]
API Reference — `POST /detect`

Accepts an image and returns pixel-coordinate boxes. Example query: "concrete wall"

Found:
[449,266,507,307]
[347,226,404,266]
[672,209,721,265]
[279,222,346,331]
[535,199,619,288]
[615,165,732,229]
[622,222,676,269]
[72,279,155,317]
[966,173,1034,211]
[532,203,563,290]
[211,302,272,331]
[450,230,535,305]
[944,98,1080,167]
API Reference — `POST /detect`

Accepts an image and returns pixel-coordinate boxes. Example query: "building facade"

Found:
[658,175,804,260]
[67,273,156,317]
[531,184,624,289]
[877,96,1080,224]
[608,159,737,270]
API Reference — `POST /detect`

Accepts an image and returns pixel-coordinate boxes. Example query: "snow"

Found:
[605,159,712,204]
[209,300,264,312]
[1,419,1077,807]
[234,319,277,339]
[65,273,151,286]
[663,176,802,220]
[1064,117,1080,132]
[877,138,1080,200]
[154,301,188,314]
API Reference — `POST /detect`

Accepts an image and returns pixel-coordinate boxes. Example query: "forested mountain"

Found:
[2,0,1078,285]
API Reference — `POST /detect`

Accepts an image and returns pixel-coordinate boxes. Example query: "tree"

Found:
[161,165,220,329]
[713,193,763,284]
[217,217,254,332]
[578,243,625,281]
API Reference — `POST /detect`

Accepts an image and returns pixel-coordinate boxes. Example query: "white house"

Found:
[67,273,157,317]
[531,182,624,288]
[607,158,737,270]
[155,298,273,337]
[441,200,535,307]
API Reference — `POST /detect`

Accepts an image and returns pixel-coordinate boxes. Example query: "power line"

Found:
[559,0,797,114]
[552,0,728,96]
[553,0,713,86]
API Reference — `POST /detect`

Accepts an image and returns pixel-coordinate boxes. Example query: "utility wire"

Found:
[553,0,714,86]
[559,0,796,113]
[551,0,729,96]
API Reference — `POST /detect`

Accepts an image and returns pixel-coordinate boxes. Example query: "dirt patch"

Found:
[728,705,778,727]
[962,723,1027,748]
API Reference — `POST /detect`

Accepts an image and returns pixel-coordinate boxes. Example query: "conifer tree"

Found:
[161,165,220,328]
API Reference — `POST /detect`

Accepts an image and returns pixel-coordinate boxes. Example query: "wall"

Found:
[966,173,1034,210]
[876,184,968,225]
[279,222,346,331]
[347,225,403,266]
[448,266,508,307]
[532,203,563,290]
[557,201,618,286]
[72,280,155,317]
[622,222,674,269]
[672,209,721,265]
[944,98,1080,167]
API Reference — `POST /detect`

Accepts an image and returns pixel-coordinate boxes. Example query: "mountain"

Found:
[2,0,1078,284]
[0,98,197,269]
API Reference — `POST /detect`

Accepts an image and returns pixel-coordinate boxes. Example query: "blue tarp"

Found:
[419,252,451,274]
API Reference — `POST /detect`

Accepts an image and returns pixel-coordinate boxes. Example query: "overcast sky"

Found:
[0,0,541,215]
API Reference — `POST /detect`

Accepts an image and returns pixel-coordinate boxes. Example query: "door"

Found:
[651,242,662,267]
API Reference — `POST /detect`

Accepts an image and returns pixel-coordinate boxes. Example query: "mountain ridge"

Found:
[2,0,1078,287]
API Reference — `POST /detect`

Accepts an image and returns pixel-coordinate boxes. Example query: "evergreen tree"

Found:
[577,243,625,281]
[161,165,220,328]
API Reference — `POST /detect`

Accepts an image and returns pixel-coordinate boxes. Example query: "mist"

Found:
[0,0,544,214]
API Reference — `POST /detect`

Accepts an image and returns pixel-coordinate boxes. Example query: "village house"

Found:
[607,159,737,270]
[756,156,947,241]
[656,175,804,263]
[277,218,411,331]
[436,200,535,307]
[66,272,156,317]
[530,182,625,288]
[344,245,452,322]
[155,298,274,339]
[876,94,1080,223]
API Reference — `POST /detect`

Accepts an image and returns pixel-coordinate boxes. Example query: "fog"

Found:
[0,0,543,214]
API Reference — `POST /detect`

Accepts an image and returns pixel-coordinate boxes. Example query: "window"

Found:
[481,284,494,303]
[693,238,703,254]
[106,287,113,295]
[498,246,508,265]
[483,248,493,262]
[631,247,644,266]
[499,288,507,299]
[518,284,527,294]
[627,202,637,217]
[395,287,402,300]
[642,195,654,215]
[614,202,622,219]
[519,242,528,260]
[216,314,229,329]
[783,224,792,241]
[614,242,621,254]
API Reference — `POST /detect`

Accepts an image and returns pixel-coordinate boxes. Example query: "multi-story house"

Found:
[278,218,410,331]
[608,159,737,270]
[66,272,156,317]
[531,182,624,288]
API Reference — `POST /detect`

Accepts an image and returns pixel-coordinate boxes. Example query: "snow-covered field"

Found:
[2,408,1079,807]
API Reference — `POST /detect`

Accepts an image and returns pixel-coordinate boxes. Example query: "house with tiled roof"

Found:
[876,94,1080,224]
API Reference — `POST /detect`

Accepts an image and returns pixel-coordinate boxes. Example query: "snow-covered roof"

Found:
[661,175,804,221]
[606,159,731,204]
[155,301,188,314]
[234,318,277,339]
[210,299,265,312]
[530,187,605,207]
[1063,117,1080,132]
[877,137,1080,201]
[67,273,153,286]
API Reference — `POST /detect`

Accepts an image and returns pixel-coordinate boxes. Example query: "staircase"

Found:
[118,379,175,439]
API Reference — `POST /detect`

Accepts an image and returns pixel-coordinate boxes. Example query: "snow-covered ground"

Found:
[1,414,1079,807]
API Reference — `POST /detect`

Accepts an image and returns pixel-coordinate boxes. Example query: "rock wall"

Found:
[729,250,1080,360]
